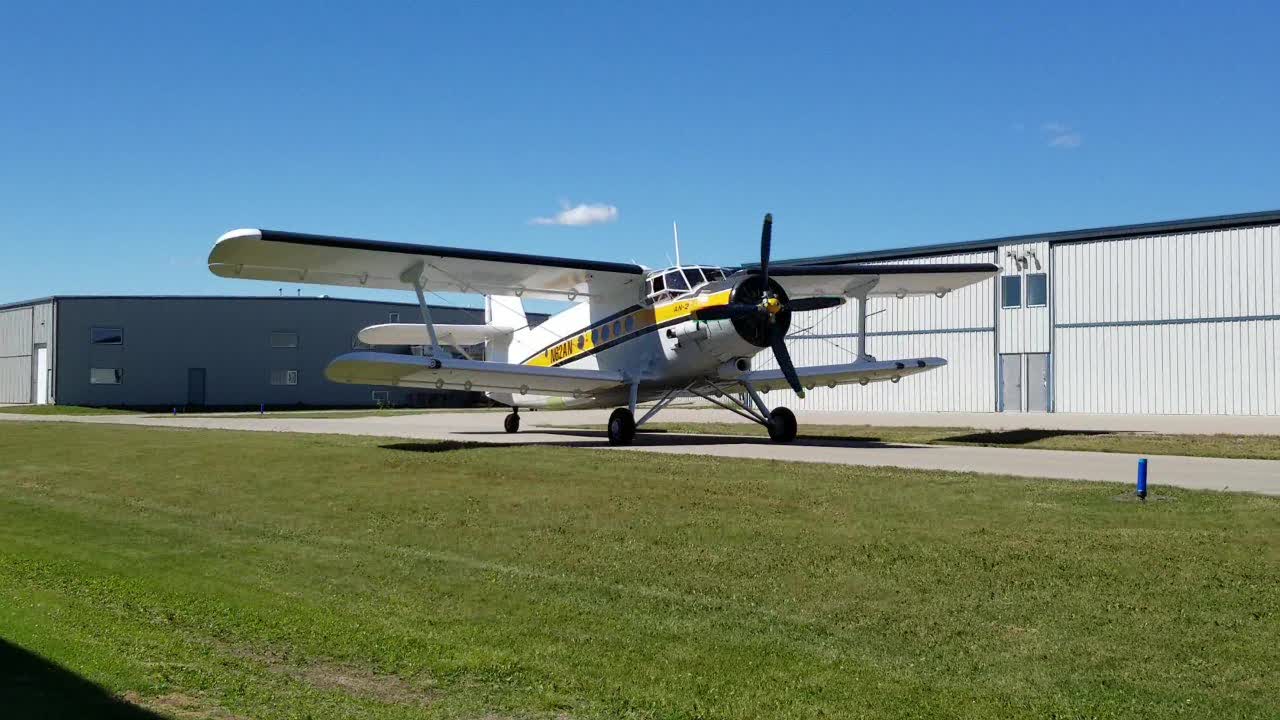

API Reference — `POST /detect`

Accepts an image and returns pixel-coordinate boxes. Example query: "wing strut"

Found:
[401,262,443,358]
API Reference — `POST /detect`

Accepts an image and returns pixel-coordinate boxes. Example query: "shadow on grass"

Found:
[939,429,1117,446]
[0,639,165,719]
[380,441,495,453]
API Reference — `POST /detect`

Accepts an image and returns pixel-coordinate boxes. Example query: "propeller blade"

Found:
[769,326,804,398]
[759,213,773,287]
[787,296,845,313]
[694,303,761,321]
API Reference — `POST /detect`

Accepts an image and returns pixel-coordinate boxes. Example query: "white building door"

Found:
[999,354,1023,412]
[1026,353,1050,412]
[34,345,49,405]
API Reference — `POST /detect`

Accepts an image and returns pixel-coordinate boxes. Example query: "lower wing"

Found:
[325,352,625,397]
[740,357,945,393]
[357,323,512,347]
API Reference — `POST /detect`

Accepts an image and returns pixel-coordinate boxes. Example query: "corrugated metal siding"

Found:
[0,306,33,356]
[0,356,32,403]
[997,241,1050,353]
[764,251,997,412]
[1052,224,1280,415]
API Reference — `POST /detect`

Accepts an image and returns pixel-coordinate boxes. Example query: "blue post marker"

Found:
[172,407,176,416]
[1136,458,1148,500]
[259,402,265,415]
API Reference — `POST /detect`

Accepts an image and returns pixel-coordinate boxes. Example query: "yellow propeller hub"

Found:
[764,296,783,315]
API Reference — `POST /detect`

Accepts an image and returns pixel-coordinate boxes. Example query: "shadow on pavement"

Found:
[940,429,1116,445]
[0,639,166,719]
[441,427,923,450]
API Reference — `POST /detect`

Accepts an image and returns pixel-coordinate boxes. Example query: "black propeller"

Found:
[695,213,845,397]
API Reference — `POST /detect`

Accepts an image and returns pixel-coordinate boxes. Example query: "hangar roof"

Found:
[777,208,1280,266]
[0,294,469,313]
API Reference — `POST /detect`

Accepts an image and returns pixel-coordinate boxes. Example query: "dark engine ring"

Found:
[729,276,791,348]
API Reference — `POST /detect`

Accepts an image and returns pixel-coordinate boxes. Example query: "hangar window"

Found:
[90,327,123,345]
[270,331,298,348]
[1026,273,1048,307]
[388,312,400,323]
[270,369,299,385]
[1001,276,1022,308]
[89,367,123,384]
[371,390,390,405]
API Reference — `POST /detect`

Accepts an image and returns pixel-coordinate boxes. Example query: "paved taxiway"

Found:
[4,409,1278,496]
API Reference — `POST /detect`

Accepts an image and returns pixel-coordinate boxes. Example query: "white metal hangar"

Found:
[757,209,1280,416]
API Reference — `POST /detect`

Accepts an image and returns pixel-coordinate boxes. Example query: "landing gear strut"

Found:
[607,408,636,446]
[504,410,520,433]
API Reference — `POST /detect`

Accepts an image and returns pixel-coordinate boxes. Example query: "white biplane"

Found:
[208,215,997,444]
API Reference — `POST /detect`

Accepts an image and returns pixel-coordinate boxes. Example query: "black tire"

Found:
[504,412,520,433]
[767,407,797,443]
[607,408,636,446]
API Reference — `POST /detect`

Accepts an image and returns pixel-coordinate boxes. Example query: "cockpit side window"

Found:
[652,274,665,293]
[703,268,724,282]
[665,271,689,292]
[682,268,705,288]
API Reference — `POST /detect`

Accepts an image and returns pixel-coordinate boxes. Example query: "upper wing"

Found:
[325,352,625,397]
[209,229,646,301]
[750,262,999,298]
[740,357,944,393]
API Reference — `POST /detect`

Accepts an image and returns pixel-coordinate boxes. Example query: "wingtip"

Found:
[215,228,263,245]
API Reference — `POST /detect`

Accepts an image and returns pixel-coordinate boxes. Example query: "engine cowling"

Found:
[727,275,792,348]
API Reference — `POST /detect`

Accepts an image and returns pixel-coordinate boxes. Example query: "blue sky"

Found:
[2,1,1278,307]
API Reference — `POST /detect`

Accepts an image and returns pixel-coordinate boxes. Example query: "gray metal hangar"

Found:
[757,209,1280,416]
[0,295,487,409]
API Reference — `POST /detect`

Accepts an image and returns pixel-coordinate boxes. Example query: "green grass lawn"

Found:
[598,422,1280,461]
[1,423,1277,719]
[0,404,140,415]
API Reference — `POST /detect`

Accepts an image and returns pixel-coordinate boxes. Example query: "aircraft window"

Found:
[600,324,610,342]
[612,320,622,336]
[652,274,665,292]
[683,268,705,287]
[665,271,689,292]
[704,268,724,281]
[624,316,635,332]
[577,335,585,349]
[591,328,599,344]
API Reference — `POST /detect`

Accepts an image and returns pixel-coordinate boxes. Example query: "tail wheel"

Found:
[504,412,520,433]
[767,407,797,443]
[607,408,636,446]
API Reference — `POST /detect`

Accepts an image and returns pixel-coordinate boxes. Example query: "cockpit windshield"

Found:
[645,265,727,304]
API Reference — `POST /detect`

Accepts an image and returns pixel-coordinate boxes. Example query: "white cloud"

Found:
[1042,122,1082,149]
[530,202,619,227]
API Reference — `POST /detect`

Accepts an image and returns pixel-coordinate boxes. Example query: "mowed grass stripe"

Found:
[1,422,1277,719]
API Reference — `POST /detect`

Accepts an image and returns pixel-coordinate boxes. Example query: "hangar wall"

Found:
[0,300,54,404]
[51,296,484,408]
[760,251,997,412]
[767,211,1280,416]
[1053,224,1280,415]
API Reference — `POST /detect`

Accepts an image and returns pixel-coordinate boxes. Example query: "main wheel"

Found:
[504,412,520,433]
[607,408,636,446]
[767,407,797,443]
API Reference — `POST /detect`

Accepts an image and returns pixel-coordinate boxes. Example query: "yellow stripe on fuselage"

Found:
[524,289,733,368]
